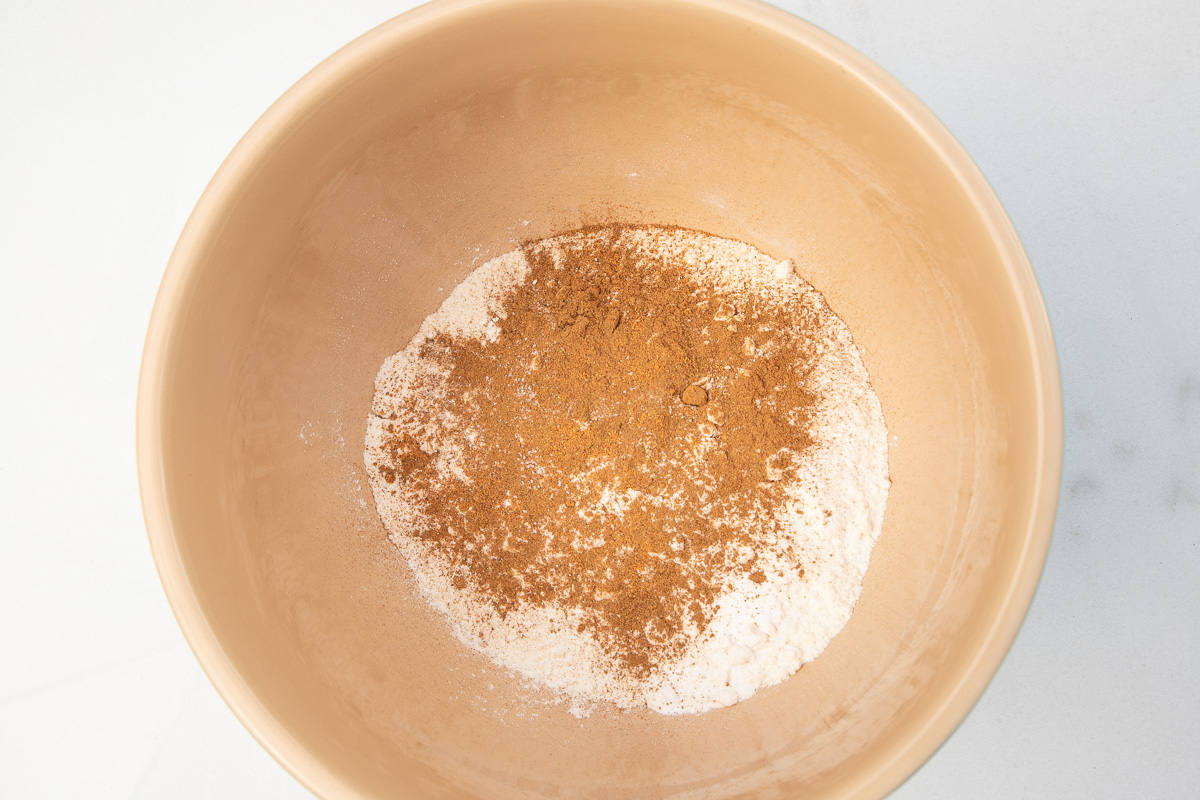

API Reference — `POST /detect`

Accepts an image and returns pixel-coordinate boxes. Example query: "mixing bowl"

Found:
[137,0,1062,797]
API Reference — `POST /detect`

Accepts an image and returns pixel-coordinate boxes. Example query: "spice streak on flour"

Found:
[364,225,889,715]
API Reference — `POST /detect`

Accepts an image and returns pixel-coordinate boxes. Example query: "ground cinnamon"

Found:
[374,225,819,676]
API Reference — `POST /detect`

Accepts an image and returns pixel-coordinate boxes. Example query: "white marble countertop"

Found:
[2,1,1196,797]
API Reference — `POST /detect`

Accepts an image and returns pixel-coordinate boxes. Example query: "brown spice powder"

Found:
[375,225,821,676]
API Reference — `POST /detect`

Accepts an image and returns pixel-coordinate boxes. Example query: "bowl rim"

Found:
[136,0,1063,797]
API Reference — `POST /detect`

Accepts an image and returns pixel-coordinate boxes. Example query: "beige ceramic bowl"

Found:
[138,0,1061,798]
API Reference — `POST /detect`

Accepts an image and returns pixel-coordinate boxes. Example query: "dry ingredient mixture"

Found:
[364,225,889,715]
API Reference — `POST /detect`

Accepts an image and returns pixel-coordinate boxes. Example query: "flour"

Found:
[364,226,889,715]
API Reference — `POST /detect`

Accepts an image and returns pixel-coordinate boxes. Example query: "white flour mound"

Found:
[364,227,889,716]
